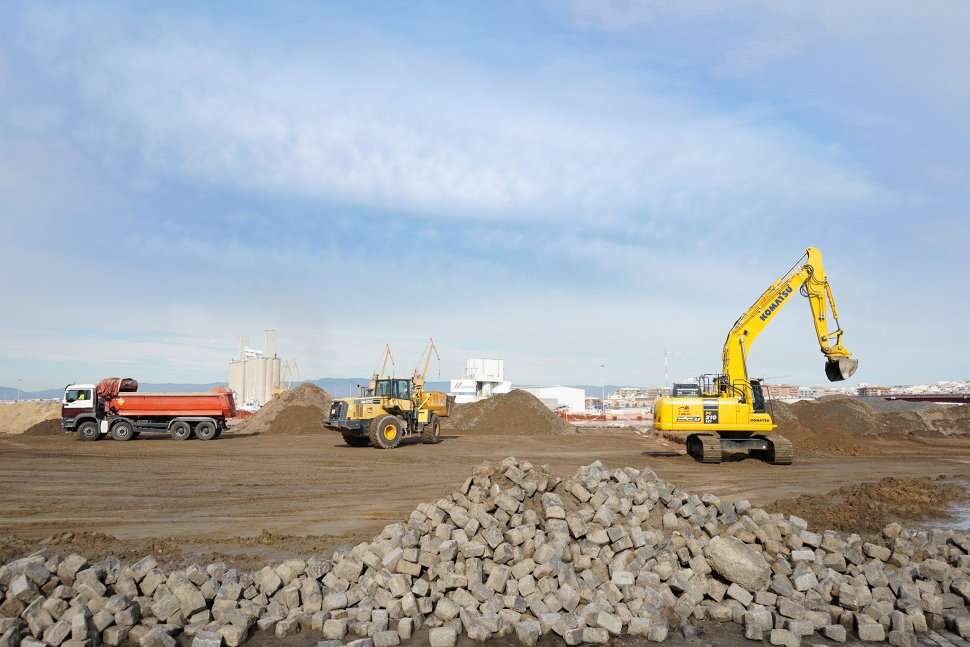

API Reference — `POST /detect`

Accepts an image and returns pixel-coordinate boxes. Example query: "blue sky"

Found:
[1,1,968,391]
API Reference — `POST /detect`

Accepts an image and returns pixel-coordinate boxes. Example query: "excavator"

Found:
[652,247,858,464]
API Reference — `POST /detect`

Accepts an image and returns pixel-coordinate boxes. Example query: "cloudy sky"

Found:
[2,1,968,392]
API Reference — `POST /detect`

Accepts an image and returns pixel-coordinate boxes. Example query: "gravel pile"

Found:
[4,458,970,647]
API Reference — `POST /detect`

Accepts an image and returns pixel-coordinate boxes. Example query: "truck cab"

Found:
[62,384,98,435]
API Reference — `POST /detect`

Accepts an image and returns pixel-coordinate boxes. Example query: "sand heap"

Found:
[770,396,970,455]
[234,383,333,436]
[443,390,576,436]
[0,401,61,436]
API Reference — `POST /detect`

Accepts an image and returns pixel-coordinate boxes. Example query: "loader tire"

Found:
[369,415,403,449]
[422,414,441,444]
[78,421,100,441]
[343,434,370,447]
[170,421,192,441]
[111,420,135,441]
[195,420,217,441]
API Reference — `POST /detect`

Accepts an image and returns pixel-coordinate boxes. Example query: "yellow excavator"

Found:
[652,247,857,464]
[322,339,454,449]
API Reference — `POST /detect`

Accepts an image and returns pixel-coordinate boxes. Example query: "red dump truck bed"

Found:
[105,387,237,419]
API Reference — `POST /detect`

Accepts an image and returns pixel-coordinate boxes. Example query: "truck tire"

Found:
[369,415,402,449]
[170,421,192,441]
[111,420,135,441]
[195,420,217,441]
[343,434,370,447]
[422,414,441,444]
[77,421,100,441]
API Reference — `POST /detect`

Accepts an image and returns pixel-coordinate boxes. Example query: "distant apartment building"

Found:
[765,383,799,399]
[858,385,892,397]
[607,387,665,408]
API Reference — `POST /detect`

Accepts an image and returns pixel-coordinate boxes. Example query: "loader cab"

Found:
[374,378,411,401]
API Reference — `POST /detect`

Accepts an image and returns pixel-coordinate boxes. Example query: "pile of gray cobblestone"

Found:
[3,457,970,647]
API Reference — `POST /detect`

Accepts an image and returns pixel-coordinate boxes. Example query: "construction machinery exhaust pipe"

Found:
[825,357,858,382]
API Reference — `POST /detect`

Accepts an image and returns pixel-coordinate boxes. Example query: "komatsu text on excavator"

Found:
[652,247,858,464]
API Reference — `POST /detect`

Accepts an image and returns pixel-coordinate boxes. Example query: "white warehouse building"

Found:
[450,358,512,404]
[517,386,586,414]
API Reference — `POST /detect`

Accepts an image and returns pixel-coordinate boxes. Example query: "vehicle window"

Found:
[66,389,79,403]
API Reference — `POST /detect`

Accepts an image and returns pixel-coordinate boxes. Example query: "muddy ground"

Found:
[2,425,970,571]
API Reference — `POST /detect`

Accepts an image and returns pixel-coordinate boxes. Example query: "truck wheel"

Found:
[170,421,192,441]
[342,434,370,447]
[369,415,402,449]
[77,421,100,442]
[195,421,217,441]
[422,414,441,444]
[111,420,135,441]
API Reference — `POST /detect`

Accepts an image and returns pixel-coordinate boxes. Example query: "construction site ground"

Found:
[2,425,970,572]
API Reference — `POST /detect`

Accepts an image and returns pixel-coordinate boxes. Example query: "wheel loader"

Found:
[322,340,455,449]
[652,247,858,464]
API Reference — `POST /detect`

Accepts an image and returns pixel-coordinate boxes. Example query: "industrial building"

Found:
[228,330,281,407]
[517,386,586,414]
[450,358,512,404]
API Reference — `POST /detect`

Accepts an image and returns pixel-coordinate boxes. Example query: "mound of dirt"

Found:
[0,401,60,435]
[233,383,333,435]
[22,419,65,436]
[442,390,576,436]
[765,476,969,538]
[777,396,970,443]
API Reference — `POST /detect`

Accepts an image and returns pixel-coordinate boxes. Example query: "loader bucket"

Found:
[825,357,858,382]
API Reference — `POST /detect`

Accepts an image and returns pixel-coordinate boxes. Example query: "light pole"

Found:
[662,350,686,392]
[17,379,22,402]
[600,364,605,419]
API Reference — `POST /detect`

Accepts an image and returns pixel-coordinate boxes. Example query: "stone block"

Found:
[769,628,799,647]
[857,623,885,642]
[217,624,248,647]
[515,619,540,646]
[429,626,458,647]
[139,627,177,647]
[888,630,917,647]
[192,630,224,647]
[707,536,771,592]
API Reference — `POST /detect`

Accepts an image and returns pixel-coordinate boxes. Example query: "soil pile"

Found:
[765,476,969,537]
[773,396,970,451]
[442,390,576,436]
[0,401,60,435]
[233,382,333,435]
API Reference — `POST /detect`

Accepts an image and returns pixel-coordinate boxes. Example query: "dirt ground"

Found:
[2,424,970,571]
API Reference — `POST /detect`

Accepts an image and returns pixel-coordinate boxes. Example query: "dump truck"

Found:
[322,340,455,448]
[61,378,237,441]
[652,247,857,464]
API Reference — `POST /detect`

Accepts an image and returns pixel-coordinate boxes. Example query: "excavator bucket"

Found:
[825,357,858,382]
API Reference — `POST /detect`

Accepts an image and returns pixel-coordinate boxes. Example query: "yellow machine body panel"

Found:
[653,396,773,433]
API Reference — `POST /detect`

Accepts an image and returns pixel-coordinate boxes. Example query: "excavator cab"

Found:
[825,357,859,382]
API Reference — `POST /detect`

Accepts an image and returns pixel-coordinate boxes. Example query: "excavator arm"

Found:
[721,247,858,394]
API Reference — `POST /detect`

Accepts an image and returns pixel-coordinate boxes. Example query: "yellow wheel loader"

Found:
[322,340,454,449]
[652,247,858,464]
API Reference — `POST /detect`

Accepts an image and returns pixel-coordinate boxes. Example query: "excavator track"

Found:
[761,434,794,465]
[686,434,722,464]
